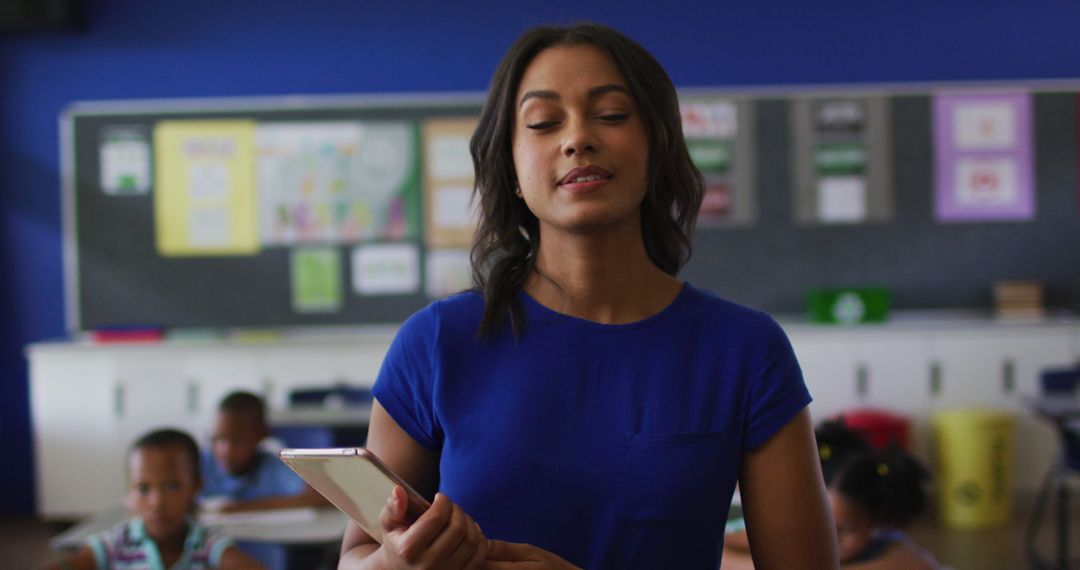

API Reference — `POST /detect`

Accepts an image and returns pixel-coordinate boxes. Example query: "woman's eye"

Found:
[164,482,180,492]
[526,120,558,130]
[136,484,149,495]
[598,113,630,122]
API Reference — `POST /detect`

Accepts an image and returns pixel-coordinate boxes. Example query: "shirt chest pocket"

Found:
[614,431,729,525]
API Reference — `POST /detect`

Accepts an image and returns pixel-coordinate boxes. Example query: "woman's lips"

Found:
[558,166,613,193]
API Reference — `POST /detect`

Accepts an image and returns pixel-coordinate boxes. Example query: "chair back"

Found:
[1040,366,1080,471]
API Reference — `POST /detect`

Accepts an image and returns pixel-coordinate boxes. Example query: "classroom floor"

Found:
[2,500,1079,569]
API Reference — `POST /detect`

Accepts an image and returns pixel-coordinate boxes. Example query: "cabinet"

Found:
[784,317,1078,496]
[29,333,392,519]
[28,318,1080,519]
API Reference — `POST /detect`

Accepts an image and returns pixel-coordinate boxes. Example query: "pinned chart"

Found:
[933,92,1034,222]
[290,247,343,314]
[153,120,259,256]
[679,98,757,226]
[351,242,420,296]
[100,126,151,195]
[790,96,893,225]
[257,121,421,245]
[425,248,472,299]
[423,117,479,248]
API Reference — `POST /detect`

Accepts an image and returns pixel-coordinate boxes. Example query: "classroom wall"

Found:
[3,0,1080,516]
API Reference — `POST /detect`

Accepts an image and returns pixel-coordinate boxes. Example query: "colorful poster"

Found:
[423,118,479,248]
[154,121,259,256]
[256,121,420,246]
[100,126,151,195]
[290,247,343,313]
[933,92,1034,222]
[351,243,420,295]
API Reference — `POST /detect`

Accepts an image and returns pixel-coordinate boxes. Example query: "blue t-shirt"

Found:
[200,449,305,501]
[373,283,811,569]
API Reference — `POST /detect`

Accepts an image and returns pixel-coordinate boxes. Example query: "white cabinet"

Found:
[782,317,1079,498]
[28,319,1080,518]
[30,351,116,518]
[28,334,394,519]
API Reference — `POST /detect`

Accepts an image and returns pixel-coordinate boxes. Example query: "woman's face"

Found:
[829,489,875,563]
[511,44,649,238]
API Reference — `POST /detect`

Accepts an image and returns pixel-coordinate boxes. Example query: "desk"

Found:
[270,406,371,449]
[1025,396,1080,570]
[51,505,348,569]
[51,505,347,550]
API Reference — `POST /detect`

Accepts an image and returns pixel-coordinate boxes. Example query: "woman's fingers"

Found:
[395,492,454,561]
[378,486,409,533]
[463,522,489,570]
[427,500,476,568]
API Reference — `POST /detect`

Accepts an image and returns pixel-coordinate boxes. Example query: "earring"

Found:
[515,187,523,198]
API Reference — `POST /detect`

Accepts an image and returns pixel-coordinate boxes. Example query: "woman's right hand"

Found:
[374,486,488,570]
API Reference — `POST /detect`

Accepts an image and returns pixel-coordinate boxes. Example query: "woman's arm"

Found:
[739,408,838,570]
[338,399,487,569]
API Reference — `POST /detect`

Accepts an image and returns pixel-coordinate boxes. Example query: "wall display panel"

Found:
[65,97,482,331]
[64,89,1080,331]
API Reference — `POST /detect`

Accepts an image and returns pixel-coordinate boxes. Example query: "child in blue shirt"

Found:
[200,391,327,512]
[44,428,260,569]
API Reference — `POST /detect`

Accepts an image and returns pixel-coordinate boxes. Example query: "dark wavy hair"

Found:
[469,22,704,338]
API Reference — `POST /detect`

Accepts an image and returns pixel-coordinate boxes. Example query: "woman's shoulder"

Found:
[679,283,782,332]
[395,289,485,342]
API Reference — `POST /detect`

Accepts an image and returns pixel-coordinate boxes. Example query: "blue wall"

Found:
[2,0,1079,515]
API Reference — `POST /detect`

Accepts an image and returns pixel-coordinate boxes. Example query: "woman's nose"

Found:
[561,117,598,157]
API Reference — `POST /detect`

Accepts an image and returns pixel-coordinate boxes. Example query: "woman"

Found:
[340,22,837,569]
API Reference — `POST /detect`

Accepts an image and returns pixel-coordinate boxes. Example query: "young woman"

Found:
[339,22,837,570]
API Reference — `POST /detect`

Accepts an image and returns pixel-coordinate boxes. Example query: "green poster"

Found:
[290,247,342,313]
[686,138,732,175]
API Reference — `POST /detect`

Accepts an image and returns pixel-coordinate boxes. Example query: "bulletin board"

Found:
[64,96,484,331]
[63,89,1080,331]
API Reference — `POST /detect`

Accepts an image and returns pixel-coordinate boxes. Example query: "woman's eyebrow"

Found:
[518,84,631,109]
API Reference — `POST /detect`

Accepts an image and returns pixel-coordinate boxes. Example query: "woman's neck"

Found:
[525,224,682,324]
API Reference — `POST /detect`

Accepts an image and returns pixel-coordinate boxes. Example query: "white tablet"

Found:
[278,447,430,543]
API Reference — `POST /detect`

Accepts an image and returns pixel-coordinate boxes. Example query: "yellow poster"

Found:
[154,120,259,256]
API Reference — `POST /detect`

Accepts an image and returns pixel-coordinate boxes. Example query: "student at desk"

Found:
[200,391,328,513]
[43,428,261,570]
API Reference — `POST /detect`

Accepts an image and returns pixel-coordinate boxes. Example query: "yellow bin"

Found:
[933,409,1015,529]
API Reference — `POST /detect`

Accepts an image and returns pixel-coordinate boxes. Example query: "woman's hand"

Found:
[484,540,582,569]
[375,486,488,570]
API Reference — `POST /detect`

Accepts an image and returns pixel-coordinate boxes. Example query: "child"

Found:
[828,448,938,569]
[200,391,327,513]
[44,428,261,569]
[724,420,937,569]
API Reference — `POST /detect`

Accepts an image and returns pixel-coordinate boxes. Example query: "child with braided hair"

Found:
[828,447,938,569]
[724,420,939,569]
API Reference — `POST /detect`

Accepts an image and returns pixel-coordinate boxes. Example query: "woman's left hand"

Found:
[484,540,582,569]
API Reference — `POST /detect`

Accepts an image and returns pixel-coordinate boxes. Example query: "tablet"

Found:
[279,447,430,543]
